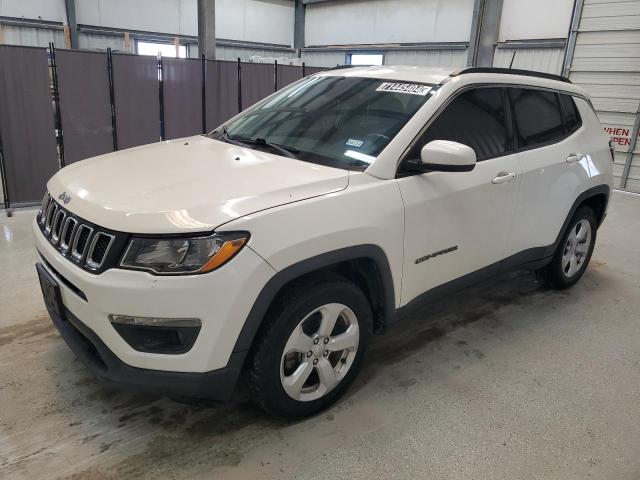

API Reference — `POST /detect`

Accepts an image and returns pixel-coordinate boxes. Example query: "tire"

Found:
[246,277,372,419]
[536,206,597,290]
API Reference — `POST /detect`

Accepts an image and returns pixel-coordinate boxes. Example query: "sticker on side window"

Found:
[345,138,364,148]
[376,82,431,96]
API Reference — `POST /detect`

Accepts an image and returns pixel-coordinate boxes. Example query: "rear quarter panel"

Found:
[575,97,614,195]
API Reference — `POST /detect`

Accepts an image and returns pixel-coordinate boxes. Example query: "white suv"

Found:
[34,66,613,418]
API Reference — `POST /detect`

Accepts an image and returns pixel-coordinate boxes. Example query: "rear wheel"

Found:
[246,278,371,419]
[536,206,597,290]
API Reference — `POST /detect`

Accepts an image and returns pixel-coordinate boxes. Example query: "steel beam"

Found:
[64,0,79,48]
[198,0,216,60]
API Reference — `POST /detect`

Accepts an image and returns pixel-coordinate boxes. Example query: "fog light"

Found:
[109,315,201,354]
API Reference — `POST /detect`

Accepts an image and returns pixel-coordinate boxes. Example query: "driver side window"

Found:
[407,87,509,162]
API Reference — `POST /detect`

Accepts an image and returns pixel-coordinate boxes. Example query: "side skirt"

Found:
[392,246,553,322]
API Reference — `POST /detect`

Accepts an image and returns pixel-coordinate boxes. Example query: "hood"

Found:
[47,136,349,234]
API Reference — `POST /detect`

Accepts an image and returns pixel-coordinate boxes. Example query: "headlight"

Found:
[120,232,249,275]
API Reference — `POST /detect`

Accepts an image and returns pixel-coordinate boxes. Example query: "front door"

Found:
[397,86,520,306]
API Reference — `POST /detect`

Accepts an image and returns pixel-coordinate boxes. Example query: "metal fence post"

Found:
[49,42,65,168]
[158,52,165,141]
[106,48,118,151]
[302,61,306,78]
[0,124,11,216]
[201,54,207,134]
[237,57,242,113]
[274,59,278,92]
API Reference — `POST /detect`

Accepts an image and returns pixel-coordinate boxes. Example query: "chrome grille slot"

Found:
[44,202,58,235]
[59,217,78,252]
[51,210,66,244]
[71,225,93,261]
[86,233,115,270]
[38,191,119,273]
[39,193,51,225]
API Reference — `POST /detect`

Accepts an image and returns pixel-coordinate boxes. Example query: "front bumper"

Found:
[43,287,244,400]
[33,217,275,395]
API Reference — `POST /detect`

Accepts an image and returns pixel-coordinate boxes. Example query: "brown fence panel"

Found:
[112,53,160,149]
[241,62,273,110]
[56,49,113,164]
[205,60,239,130]
[163,57,202,140]
[0,45,58,204]
[305,66,327,76]
[277,64,303,90]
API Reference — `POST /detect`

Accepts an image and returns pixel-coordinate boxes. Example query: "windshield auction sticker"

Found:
[376,82,431,96]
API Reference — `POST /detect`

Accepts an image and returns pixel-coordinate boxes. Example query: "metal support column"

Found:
[562,0,585,77]
[294,0,306,51]
[64,0,79,49]
[198,0,216,60]
[467,0,503,67]
[620,106,640,189]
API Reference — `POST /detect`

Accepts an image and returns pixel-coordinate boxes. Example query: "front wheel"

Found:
[536,206,597,290]
[246,278,372,419]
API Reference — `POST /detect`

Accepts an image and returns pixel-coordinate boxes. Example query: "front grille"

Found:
[87,232,115,269]
[37,192,124,274]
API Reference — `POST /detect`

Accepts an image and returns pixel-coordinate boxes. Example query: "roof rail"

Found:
[450,67,572,84]
[327,64,372,70]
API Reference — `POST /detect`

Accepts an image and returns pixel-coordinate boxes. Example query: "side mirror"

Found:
[413,140,476,172]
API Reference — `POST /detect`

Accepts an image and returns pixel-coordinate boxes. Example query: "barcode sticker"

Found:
[376,82,431,96]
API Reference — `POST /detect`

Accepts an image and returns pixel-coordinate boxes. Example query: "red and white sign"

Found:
[604,126,639,149]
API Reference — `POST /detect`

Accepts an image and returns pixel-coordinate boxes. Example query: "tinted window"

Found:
[559,94,581,134]
[509,88,564,148]
[408,87,508,161]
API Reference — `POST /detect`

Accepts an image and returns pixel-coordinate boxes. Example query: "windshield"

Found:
[209,76,433,170]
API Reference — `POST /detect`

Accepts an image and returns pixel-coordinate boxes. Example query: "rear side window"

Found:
[559,94,581,134]
[408,87,508,161]
[509,88,564,148]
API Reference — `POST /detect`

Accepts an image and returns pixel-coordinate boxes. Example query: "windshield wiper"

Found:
[211,128,299,159]
[211,126,245,146]
[240,137,300,159]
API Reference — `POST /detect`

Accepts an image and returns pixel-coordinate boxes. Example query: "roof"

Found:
[317,65,456,85]
[317,65,581,93]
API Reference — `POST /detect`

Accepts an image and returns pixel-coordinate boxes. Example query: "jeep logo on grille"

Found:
[58,192,71,205]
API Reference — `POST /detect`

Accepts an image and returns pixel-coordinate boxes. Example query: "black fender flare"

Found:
[232,244,396,355]
[552,184,610,247]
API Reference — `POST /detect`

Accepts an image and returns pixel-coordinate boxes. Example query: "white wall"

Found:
[74,0,294,45]
[499,0,573,41]
[216,0,294,46]
[305,0,475,46]
[0,0,67,23]
[0,0,294,46]
[76,0,198,35]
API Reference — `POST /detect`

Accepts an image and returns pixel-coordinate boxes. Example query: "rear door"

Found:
[506,88,591,257]
[397,86,521,306]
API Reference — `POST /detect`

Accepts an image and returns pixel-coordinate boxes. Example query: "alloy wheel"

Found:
[562,219,592,277]
[280,303,360,402]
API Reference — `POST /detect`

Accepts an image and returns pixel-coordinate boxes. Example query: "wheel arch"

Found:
[553,184,610,248]
[232,245,396,358]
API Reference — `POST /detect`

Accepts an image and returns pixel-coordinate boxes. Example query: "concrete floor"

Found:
[1,191,639,480]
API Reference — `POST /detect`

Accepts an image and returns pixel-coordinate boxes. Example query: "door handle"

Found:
[491,171,517,184]
[566,153,582,164]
